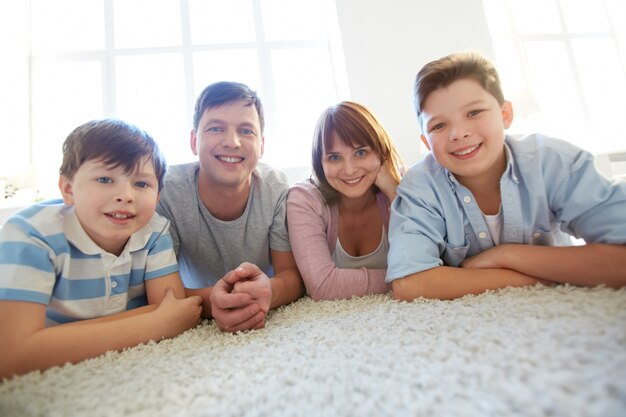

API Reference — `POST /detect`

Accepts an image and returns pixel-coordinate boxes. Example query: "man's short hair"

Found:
[193,81,265,133]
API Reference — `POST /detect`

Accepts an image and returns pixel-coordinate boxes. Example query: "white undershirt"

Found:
[332,226,388,269]
[482,209,503,246]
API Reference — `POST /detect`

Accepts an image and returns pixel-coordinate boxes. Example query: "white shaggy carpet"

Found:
[1,285,625,417]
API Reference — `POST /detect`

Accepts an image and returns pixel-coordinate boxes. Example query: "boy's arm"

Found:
[462,243,626,288]
[0,290,202,379]
[391,266,548,301]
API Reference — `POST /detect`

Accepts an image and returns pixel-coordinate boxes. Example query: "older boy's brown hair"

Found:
[413,52,505,125]
[60,119,167,190]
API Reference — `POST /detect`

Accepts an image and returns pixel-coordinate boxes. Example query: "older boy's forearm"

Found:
[185,287,213,319]
[391,266,542,301]
[499,243,626,288]
[270,269,305,309]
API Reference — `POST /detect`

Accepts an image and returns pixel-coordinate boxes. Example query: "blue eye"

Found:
[135,181,149,188]
[207,126,223,133]
[328,154,341,162]
[97,177,112,184]
[355,148,367,157]
[468,110,483,117]
[240,128,255,136]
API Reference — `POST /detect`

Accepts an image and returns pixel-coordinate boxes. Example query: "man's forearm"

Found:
[185,287,213,318]
[270,269,305,309]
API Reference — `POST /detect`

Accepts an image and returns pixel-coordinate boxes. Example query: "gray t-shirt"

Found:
[157,162,291,288]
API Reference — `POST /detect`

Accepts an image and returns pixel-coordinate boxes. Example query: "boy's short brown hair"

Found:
[413,52,505,124]
[59,119,167,190]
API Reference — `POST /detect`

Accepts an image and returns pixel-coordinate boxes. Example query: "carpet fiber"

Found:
[1,285,625,417]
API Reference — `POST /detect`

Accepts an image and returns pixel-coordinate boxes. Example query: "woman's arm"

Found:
[287,185,390,301]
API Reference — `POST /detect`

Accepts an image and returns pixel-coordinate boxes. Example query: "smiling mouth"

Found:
[217,155,244,164]
[106,212,134,220]
[452,143,481,157]
[342,176,364,185]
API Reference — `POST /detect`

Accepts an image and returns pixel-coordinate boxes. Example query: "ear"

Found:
[501,101,514,129]
[420,134,431,151]
[260,135,265,158]
[58,175,75,205]
[190,129,198,156]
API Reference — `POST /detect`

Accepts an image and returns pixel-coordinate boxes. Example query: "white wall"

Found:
[335,0,494,167]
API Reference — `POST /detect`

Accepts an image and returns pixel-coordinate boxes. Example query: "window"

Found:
[482,0,626,155]
[1,0,348,200]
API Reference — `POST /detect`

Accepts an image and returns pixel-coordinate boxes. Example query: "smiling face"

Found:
[59,157,160,255]
[191,100,264,191]
[420,78,513,186]
[321,131,382,201]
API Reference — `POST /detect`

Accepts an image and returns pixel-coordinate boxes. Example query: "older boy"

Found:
[0,119,203,378]
[157,82,304,333]
[387,52,626,300]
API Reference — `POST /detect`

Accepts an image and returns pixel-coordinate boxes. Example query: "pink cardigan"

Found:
[286,181,391,301]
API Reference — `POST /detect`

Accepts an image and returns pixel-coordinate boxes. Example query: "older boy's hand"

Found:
[231,262,272,315]
[210,269,266,333]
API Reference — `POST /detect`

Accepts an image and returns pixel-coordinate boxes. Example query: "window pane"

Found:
[482,0,513,36]
[31,0,105,53]
[264,47,337,168]
[606,0,626,62]
[31,61,104,197]
[571,38,626,153]
[115,54,189,165]
[189,0,256,44]
[0,2,30,181]
[193,49,263,98]
[560,0,609,33]
[113,0,181,48]
[509,0,562,34]
[261,0,327,42]
[523,41,587,146]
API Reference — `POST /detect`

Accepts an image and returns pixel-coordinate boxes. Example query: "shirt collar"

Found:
[63,205,164,256]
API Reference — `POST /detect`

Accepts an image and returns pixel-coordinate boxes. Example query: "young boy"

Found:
[386,52,626,300]
[0,119,203,379]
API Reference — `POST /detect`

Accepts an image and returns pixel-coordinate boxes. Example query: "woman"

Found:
[287,101,404,300]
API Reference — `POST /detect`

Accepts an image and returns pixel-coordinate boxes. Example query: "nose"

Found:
[222,129,241,148]
[449,123,471,142]
[343,157,357,175]
[115,182,135,203]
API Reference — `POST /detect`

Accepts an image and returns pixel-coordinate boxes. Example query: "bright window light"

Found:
[1,0,348,199]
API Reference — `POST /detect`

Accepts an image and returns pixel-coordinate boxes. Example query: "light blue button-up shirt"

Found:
[386,134,626,282]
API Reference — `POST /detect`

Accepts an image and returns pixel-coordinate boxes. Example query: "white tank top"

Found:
[332,226,388,269]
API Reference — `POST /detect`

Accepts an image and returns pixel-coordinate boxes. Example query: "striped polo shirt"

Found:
[0,200,178,325]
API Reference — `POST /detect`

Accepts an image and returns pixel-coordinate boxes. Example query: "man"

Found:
[158,82,304,332]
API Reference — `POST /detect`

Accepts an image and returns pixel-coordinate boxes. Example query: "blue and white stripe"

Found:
[0,200,178,325]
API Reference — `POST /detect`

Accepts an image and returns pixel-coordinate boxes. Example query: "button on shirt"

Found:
[386,134,626,282]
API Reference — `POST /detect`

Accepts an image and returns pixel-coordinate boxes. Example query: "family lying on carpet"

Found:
[1,52,625,379]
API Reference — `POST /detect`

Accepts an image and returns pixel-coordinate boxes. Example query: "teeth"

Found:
[109,213,131,219]
[344,177,362,184]
[453,144,479,156]
[218,156,243,163]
